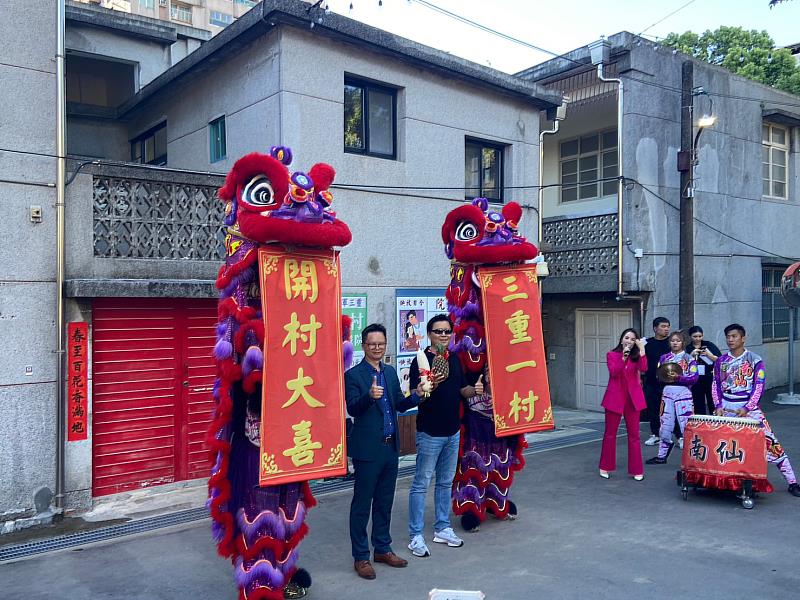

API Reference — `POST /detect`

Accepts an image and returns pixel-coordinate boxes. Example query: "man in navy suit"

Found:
[345,323,421,580]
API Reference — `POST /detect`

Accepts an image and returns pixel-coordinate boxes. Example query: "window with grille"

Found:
[344,77,397,159]
[130,122,167,166]
[170,2,192,24]
[559,129,618,202]
[209,116,226,163]
[762,123,788,200]
[762,266,798,341]
[465,139,504,202]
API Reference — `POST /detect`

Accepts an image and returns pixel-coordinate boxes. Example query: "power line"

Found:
[408,0,585,68]
[403,0,800,109]
[628,178,796,261]
[636,0,696,38]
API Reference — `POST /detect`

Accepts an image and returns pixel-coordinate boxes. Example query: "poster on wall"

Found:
[342,293,368,368]
[395,288,448,357]
[67,322,89,442]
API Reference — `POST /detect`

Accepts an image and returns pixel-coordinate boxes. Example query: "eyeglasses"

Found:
[365,342,387,349]
[431,329,452,335]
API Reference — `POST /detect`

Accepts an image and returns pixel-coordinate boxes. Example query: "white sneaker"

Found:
[644,434,659,446]
[678,437,684,450]
[408,534,430,557]
[433,527,464,548]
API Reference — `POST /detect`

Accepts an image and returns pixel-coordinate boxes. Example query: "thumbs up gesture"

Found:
[474,374,484,396]
[370,374,384,400]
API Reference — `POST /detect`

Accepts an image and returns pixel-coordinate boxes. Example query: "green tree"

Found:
[663,26,800,95]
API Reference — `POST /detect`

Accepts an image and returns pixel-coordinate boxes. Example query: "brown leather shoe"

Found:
[373,551,408,568]
[354,560,376,580]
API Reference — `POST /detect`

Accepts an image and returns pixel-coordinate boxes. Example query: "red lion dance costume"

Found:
[208,147,352,599]
[441,197,538,532]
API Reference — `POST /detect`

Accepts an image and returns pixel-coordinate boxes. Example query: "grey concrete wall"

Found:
[66,22,171,88]
[67,117,130,160]
[65,163,225,284]
[120,23,543,358]
[542,294,644,409]
[622,42,800,386]
[0,0,59,518]
[126,30,282,169]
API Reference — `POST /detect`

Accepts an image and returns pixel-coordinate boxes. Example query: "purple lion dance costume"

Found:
[208,147,352,599]
[440,198,538,532]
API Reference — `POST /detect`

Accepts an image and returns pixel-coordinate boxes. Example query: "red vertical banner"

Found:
[67,322,89,441]
[479,265,553,437]
[258,247,347,486]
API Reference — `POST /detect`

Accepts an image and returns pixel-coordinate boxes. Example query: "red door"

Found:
[91,298,217,497]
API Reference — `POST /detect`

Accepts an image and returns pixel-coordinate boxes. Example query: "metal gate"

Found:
[91,298,217,496]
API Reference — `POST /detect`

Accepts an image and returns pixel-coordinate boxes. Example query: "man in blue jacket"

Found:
[345,323,421,580]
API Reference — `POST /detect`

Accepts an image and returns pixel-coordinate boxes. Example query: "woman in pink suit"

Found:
[599,329,648,480]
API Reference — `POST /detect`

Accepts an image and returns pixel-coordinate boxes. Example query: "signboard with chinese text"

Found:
[258,247,347,486]
[396,289,447,356]
[67,322,89,441]
[479,266,553,438]
[681,417,767,479]
[342,293,368,367]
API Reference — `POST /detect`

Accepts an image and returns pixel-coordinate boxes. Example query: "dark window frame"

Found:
[464,137,505,203]
[209,115,227,163]
[762,265,798,342]
[343,76,397,160]
[130,121,167,166]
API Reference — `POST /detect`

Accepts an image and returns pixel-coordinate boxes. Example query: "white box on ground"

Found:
[429,590,485,600]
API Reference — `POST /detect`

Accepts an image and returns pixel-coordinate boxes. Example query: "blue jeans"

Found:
[408,431,460,538]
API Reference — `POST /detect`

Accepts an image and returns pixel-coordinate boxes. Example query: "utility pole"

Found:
[677,61,694,330]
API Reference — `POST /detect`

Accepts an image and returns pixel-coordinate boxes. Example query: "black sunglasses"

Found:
[431,328,452,335]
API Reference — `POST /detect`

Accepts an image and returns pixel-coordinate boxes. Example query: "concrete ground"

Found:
[2,399,800,599]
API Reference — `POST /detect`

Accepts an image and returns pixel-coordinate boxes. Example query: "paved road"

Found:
[3,404,800,599]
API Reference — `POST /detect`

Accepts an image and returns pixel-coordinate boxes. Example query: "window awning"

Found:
[762,108,800,127]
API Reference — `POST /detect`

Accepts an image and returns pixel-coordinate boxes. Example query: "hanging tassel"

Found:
[242,345,264,376]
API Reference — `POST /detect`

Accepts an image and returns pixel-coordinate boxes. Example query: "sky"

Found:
[315,0,800,73]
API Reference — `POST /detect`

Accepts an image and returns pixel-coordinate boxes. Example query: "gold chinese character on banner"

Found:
[501,275,528,303]
[282,312,322,357]
[506,360,537,373]
[282,367,325,409]
[282,420,322,467]
[505,309,532,345]
[509,391,537,423]
[284,259,319,303]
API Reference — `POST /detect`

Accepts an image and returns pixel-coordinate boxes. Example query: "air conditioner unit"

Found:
[159,0,167,6]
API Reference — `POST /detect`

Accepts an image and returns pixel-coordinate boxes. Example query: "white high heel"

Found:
[599,469,610,479]
[633,474,644,481]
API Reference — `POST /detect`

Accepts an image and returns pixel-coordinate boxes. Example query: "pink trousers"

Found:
[599,398,643,476]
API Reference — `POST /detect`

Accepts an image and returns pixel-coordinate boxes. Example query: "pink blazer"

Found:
[601,351,648,414]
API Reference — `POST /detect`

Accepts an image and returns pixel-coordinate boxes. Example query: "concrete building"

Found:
[1,0,559,526]
[519,32,800,411]
[73,0,258,36]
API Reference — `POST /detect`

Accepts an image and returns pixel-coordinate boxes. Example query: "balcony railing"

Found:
[542,212,618,280]
[91,164,225,261]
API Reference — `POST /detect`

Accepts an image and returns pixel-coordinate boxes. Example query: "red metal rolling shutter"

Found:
[92,298,217,496]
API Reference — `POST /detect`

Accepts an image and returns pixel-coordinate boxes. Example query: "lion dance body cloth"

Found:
[441,198,539,532]
[208,147,352,599]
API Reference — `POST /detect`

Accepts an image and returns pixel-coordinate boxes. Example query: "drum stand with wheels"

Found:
[677,470,757,509]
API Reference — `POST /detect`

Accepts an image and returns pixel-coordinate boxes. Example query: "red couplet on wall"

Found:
[479,265,554,438]
[258,246,347,486]
[681,418,767,479]
[67,322,89,441]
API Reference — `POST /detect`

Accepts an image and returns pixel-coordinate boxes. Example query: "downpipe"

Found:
[596,63,624,298]
[55,0,67,515]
